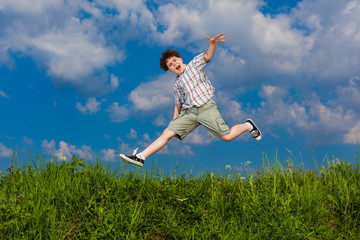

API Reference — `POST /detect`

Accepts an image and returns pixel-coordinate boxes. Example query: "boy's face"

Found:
[166,56,185,75]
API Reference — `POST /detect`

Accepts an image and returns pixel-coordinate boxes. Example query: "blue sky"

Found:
[1,0,360,175]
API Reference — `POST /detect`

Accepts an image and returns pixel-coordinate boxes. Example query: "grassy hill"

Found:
[1,153,360,239]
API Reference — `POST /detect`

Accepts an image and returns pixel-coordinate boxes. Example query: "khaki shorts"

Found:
[167,99,231,140]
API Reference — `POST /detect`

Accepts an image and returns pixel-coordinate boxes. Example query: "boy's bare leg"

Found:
[140,129,176,159]
[221,123,250,142]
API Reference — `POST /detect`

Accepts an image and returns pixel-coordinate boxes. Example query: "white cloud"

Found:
[335,76,360,112]
[28,21,119,79]
[155,0,312,83]
[55,141,94,161]
[156,3,206,46]
[127,128,137,139]
[101,148,116,161]
[76,97,101,115]
[344,121,360,144]
[207,49,247,88]
[0,0,135,95]
[143,133,151,142]
[41,139,94,161]
[257,85,303,126]
[107,102,130,122]
[173,144,194,156]
[0,90,9,98]
[214,92,247,123]
[183,128,214,145]
[22,136,33,145]
[95,0,156,28]
[129,73,174,111]
[42,139,56,153]
[152,0,360,92]
[1,0,359,95]
[152,115,168,127]
[252,84,359,145]
[2,0,360,147]
[0,142,12,157]
[251,13,311,73]
[0,0,64,14]
[24,18,123,95]
[2,0,358,95]
[292,0,360,82]
[109,74,120,91]
[307,102,355,145]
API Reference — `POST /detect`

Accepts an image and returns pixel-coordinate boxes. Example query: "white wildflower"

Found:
[176,198,188,202]
[60,153,67,161]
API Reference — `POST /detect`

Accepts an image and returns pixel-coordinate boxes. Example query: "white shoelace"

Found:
[132,147,139,155]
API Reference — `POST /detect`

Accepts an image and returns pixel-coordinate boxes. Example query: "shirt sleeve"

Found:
[190,52,207,71]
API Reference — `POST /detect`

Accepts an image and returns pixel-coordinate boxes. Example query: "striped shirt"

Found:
[174,53,215,109]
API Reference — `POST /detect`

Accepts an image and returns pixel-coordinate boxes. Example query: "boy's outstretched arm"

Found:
[203,33,226,63]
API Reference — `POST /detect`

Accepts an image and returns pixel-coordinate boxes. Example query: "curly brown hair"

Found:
[159,49,180,71]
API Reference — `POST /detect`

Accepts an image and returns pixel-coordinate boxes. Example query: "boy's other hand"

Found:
[206,33,226,44]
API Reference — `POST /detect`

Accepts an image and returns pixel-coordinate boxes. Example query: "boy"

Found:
[120,33,261,167]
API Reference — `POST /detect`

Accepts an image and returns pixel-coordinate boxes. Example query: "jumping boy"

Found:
[120,33,262,167]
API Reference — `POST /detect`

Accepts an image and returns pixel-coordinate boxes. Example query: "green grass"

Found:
[1,152,360,239]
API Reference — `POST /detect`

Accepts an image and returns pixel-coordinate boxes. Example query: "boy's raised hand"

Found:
[206,33,226,44]
[204,33,226,62]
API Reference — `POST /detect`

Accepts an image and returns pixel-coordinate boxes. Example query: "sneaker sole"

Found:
[119,154,144,167]
[246,119,262,141]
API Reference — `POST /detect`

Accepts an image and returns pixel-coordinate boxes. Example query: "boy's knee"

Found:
[221,135,232,142]
[162,129,176,140]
